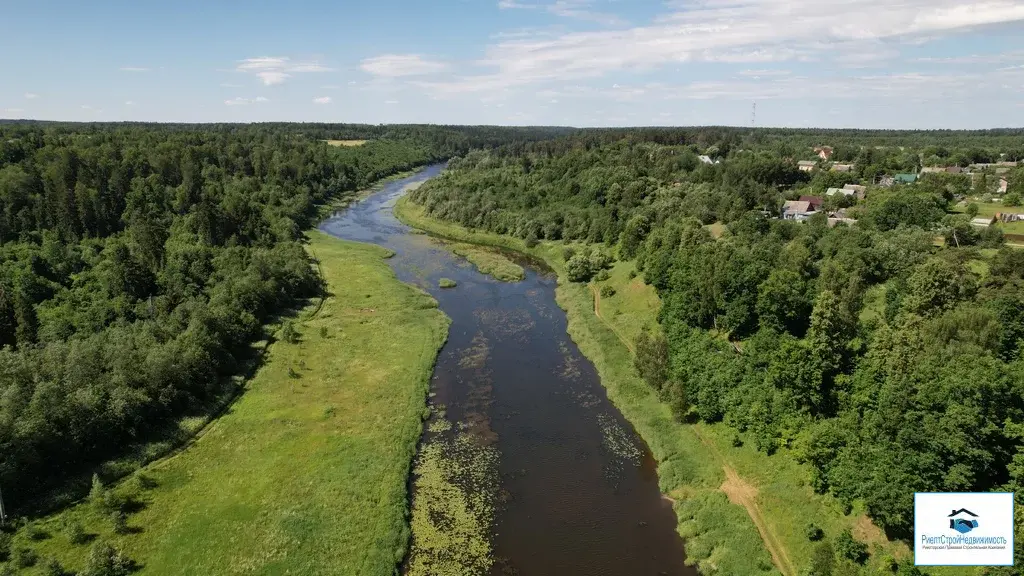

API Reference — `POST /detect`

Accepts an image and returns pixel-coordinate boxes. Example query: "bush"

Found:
[809,540,834,576]
[731,434,743,447]
[966,203,980,218]
[1005,192,1022,206]
[280,320,299,344]
[80,542,132,576]
[66,521,89,545]
[319,325,329,338]
[25,522,49,541]
[524,231,539,248]
[43,557,68,576]
[599,285,616,298]
[14,546,38,568]
[0,564,14,576]
[627,269,637,280]
[89,473,106,508]
[595,269,610,282]
[111,511,130,535]
[438,278,457,289]
[562,246,576,262]
[588,248,612,270]
[806,523,825,541]
[834,528,868,564]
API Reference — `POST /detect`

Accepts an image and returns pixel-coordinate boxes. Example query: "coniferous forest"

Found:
[409,129,1024,556]
[0,123,566,512]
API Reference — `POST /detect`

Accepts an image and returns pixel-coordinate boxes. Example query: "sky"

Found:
[3,0,1024,128]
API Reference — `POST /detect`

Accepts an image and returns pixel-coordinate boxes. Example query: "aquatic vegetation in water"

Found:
[406,425,499,576]
[597,413,642,466]
[439,278,458,288]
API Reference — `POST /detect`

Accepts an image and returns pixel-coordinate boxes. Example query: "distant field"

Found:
[8,231,448,576]
[324,139,368,147]
[953,198,1024,234]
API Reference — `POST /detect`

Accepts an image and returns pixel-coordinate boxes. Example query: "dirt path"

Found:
[589,283,635,354]
[693,426,796,576]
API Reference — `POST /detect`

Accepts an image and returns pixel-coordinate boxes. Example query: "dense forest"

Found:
[0,122,566,513]
[409,130,1024,571]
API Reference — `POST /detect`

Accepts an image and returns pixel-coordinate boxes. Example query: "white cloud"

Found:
[24,93,38,99]
[225,96,269,106]
[385,99,399,104]
[125,101,135,105]
[498,0,627,26]
[738,69,791,77]
[418,0,1024,95]
[80,105,92,110]
[313,96,332,104]
[3,108,24,114]
[236,57,333,85]
[360,54,448,77]
[119,67,149,72]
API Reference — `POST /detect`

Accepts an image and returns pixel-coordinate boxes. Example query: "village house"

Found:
[798,160,817,172]
[999,177,1009,194]
[798,195,824,211]
[920,166,945,174]
[971,216,994,228]
[831,163,854,172]
[698,155,720,165]
[826,187,853,197]
[893,173,919,184]
[996,212,1024,223]
[843,184,867,199]
[782,200,815,221]
[815,146,834,161]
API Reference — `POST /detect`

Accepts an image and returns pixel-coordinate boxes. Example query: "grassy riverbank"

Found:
[3,231,449,576]
[395,195,918,575]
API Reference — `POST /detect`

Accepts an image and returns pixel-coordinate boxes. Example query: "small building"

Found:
[782,200,814,221]
[831,163,854,172]
[826,187,854,197]
[842,184,867,200]
[946,166,964,174]
[921,166,945,174]
[998,177,1009,194]
[894,173,919,184]
[970,217,994,228]
[797,160,817,172]
[815,146,834,161]
[698,155,720,165]
[798,195,824,211]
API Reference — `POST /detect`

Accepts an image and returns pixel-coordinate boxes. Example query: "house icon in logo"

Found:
[948,509,980,534]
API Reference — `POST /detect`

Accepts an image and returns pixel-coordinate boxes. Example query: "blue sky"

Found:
[3,0,1024,128]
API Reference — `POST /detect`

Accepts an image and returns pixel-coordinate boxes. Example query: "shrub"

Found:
[25,522,48,541]
[627,269,637,280]
[809,540,834,576]
[599,285,616,298]
[524,232,539,248]
[0,564,14,576]
[595,269,610,282]
[588,248,612,270]
[731,435,743,448]
[1005,192,1021,206]
[966,203,979,218]
[806,523,825,541]
[89,473,106,508]
[280,320,298,344]
[834,528,868,564]
[66,521,89,545]
[80,542,132,576]
[319,325,329,338]
[438,278,457,289]
[562,246,577,262]
[111,512,130,535]
[14,546,38,568]
[43,557,68,576]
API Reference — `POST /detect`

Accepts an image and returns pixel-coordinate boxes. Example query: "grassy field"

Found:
[394,195,937,575]
[324,139,368,147]
[3,231,449,576]
[952,198,1024,234]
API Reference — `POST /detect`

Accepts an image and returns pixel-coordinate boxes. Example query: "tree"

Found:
[756,269,811,335]
[903,257,977,316]
[634,329,669,390]
[966,203,980,218]
[833,529,868,564]
[1005,192,1021,207]
[809,540,835,576]
[565,253,594,282]
[806,290,851,377]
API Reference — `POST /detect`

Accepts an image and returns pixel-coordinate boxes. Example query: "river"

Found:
[320,165,693,576]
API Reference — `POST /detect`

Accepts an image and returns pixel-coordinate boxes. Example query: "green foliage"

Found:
[634,329,669,391]
[565,253,594,282]
[903,257,978,316]
[833,529,868,564]
[24,522,47,541]
[280,320,299,344]
[806,523,825,541]
[64,520,89,545]
[13,546,37,568]
[966,202,980,217]
[1004,192,1021,206]
[438,278,457,288]
[43,556,68,576]
[0,531,10,561]
[111,511,130,535]
[599,285,616,298]
[79,542,132,576]
[595,269,610,282]
[809,540,835,576]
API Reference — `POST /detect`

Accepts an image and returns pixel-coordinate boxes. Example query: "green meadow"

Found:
[2,231,448,576]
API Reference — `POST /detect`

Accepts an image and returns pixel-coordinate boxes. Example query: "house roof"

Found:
[894,173,918,183]
[946,166,963,174]
[971,217,993,227]
[797,160,817,167]
[832,164,854,172]
[843,184,866,192]
[921,167,945,173]
[783,200,812,213]
[799,195,824,209]
[826,187,854,196]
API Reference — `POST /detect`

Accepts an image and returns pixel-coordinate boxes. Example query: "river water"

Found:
[320,165,693,576]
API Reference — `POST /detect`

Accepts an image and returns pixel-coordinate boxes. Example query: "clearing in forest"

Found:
[324,139,368,147]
